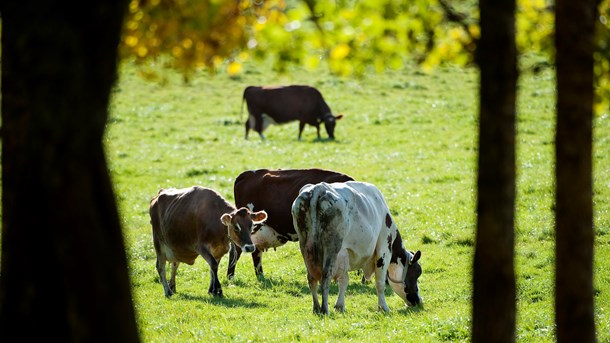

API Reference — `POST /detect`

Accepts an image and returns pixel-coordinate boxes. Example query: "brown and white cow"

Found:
[242,85,344,140]
[291,181,422,314]
[149,186,267,297]
[228,168,354,279]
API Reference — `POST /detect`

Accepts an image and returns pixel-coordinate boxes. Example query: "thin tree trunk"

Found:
[472,0,517,342]
[0,1,140,341]
[555,0,597,341]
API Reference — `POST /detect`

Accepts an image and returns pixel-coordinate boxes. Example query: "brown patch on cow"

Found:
[385,213,392,228]
[387,233,393,252]
[376,257,385,268]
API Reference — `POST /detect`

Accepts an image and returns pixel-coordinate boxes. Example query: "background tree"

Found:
[0,1,140,341]
[472,0,517,341]
[555,0,597,341]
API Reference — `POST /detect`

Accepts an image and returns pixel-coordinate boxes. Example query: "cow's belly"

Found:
[251,224,297,251]
[249,114,276,131]
[161,244,198,265]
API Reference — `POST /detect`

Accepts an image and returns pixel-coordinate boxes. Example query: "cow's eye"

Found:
[234,224,242,232]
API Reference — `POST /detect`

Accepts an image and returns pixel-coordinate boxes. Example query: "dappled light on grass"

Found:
[108,60,610,342]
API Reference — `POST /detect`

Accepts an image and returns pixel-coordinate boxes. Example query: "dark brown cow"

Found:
[228,168,354,279]
[242,85,344,140]
[150,186,267,297]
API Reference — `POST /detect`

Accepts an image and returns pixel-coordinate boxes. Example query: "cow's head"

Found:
[404,250,422,306]
[388,249,423,307]
[323,113,344,140]
[220,208,267,253]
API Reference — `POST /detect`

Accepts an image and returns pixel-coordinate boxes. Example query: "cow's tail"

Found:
[241,86,250,120]
[293,185,322,266]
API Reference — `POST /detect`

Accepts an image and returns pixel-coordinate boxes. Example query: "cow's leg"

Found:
[334,272,349,312]
[169,262,179,294]
[307,272,321,314]
[207,260,222,297]
[298,121,306,140]
[199,247,223,297]
[315,124,321,140]
[244,120,251,140]
[252,248,264,278]
[374,261,390,312]
[334,251,350,312]
[227,243,242,280]
[320,256,336,315]
[155,255,173,297]
[252,112,266,140]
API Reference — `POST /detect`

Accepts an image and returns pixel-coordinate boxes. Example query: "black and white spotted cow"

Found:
[291,181,422,314]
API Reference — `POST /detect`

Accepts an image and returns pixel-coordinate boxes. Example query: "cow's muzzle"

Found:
[242,244,256,253]
[406,293,422,307]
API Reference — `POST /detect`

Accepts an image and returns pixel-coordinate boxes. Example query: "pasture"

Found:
[107,59,610,342]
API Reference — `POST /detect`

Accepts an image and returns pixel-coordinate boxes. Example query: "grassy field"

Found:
[106,59,610,342]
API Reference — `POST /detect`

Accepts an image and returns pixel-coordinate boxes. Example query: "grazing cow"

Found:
[149,186,267,297]
[228,168,354,279]
[242,85,344,140]
[291,181,422,314]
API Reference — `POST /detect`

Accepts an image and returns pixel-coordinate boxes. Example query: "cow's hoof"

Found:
[209,289,223,297]
[334,304,346,313]
[377,305,390,312]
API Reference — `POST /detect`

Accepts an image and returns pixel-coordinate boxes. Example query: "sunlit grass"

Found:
[107,60,610,342]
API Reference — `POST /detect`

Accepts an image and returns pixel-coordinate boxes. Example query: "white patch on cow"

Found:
[261,113,276,131]
[246,203,255,211]
[161,243,178,263]
[387,258,406,295]
[248,115,257,129]
[251,224,285,251]
[248,114,276,132]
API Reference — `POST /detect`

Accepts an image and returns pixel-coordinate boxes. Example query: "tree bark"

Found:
[555,1,597,341]
[0,1,140,341]
[472,0,517,342]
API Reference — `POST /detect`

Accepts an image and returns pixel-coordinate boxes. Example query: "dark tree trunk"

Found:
[472,0,517,342]
[0,1,140,342]
[555,1,597,341]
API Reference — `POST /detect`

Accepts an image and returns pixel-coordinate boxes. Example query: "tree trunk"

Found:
[472,0,517,342]
[0,1,140,341]
[555,1,597,341]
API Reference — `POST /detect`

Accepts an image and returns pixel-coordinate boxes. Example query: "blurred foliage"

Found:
[596,0,610,113]
[120,0,608,112]
[120,0,286,80]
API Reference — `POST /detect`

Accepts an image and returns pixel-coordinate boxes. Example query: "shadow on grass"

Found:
[397,303,426,314]
[296,136,345,144]
[174,292,267,309]
[227,273,383,298]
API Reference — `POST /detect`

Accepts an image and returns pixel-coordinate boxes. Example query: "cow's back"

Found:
[294,181,391,271]
[234,168,354,236]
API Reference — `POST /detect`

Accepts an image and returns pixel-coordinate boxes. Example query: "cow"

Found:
[291,181,422,314]
[228,168,354,280]
[242,85,344,140]
[149,186,267,297]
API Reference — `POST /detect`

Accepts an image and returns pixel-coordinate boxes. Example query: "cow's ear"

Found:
[410,250,421,265]
[251,210,268,223]
[220,213,233,226]
[335,114,344,120]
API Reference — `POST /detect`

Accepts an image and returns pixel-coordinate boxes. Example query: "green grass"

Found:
[107,59,610,342]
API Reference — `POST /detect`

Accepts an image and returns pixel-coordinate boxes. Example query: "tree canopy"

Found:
[120,0,609,110]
